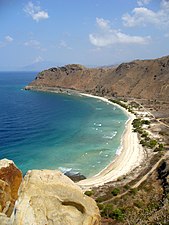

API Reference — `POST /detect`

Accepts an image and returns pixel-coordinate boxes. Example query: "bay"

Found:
[0,71,128,177]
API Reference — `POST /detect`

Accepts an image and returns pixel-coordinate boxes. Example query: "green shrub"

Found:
[102,204,113,217]
[132,119,142,128]
[149,139,157,148]
[138,128,144,134]
[140,138,158,148]
[133,127,143,134]
[96,196,105,203]
[130,188,138,195]
[144,136,151,141]
[142,120,150,125]
[84,190,94,196]
[140,140,146,146]
[97,203,104,210]
[109,208,125,221]
[111,188,120,196]
[154,143,164,152]
[124,184,130,190]
[141,131,148,138]
[132,119,150,131]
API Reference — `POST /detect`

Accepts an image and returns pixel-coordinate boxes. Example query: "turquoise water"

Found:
[0,72,128,177]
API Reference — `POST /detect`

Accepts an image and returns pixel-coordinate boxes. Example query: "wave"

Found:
[58,166,80,175]
[103,131,117,139]
[116,146,122,155]
[58,167,72,173]
[93,123,102,127]
[96,107,102,110]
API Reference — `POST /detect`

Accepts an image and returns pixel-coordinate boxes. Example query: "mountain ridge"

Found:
[27,55,169,103]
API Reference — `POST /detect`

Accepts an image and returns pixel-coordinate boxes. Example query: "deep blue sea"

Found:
[0,72,128,177]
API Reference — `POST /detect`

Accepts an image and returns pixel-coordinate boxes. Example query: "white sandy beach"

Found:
[77,93,145,189]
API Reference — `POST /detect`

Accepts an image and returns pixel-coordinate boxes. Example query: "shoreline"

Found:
[77,93,145,189]
[25,87,145,189]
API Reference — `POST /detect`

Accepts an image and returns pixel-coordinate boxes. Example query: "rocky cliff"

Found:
[26,55,169,102]
[0,159,100,225]
[0,159,22,217]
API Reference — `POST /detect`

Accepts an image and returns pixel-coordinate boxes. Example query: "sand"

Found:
[77,93,145,189]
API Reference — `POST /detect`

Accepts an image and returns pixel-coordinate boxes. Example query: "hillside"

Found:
[26,55,169,102]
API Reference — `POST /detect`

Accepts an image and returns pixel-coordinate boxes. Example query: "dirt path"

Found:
[102,151,169,204]
[133,99,169,128]
[132,152,168,188]
[156,118,169,129]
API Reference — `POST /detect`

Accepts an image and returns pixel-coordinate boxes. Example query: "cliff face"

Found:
[27,56,169,102]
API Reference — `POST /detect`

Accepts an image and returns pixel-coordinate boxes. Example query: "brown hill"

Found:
[27,55,169,102]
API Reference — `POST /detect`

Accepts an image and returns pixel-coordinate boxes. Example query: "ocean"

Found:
[0,71,128,177]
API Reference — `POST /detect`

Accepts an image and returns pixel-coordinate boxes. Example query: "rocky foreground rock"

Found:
[0,159,101,225]
[0,159,22,217]
[14,170,100,225]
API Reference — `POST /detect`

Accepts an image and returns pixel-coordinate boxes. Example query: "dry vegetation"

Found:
[85,156,169,225]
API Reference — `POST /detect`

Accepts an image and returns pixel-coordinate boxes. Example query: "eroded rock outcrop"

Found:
[0,159,22,217]
[13,170,101,225]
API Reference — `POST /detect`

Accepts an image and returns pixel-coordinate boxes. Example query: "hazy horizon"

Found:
[1,0,169,70]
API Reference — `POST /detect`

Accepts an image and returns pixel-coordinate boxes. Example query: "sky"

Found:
[0,0,169,70]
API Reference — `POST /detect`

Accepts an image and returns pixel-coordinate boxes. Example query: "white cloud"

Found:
[24,2,49,22]
[32,11,49,22]
[123,0,169,28]
[34,56,44,63]
[24,39,40,48]
[24,39,46,51]
[59,40,68,48]
[58,40,72,50]
[5,35,13,43]
[89,18,151,47]
[96,17,110,30]
[0,35,13,48]
[137,0,151,6]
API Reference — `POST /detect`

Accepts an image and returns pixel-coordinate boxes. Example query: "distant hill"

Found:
[27,55,169,102]
[21,61,64,71]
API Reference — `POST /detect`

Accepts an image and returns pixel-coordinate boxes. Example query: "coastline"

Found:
[25,87,145,189]
[77,93,145,189]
